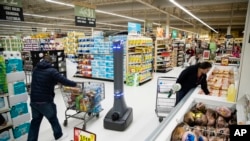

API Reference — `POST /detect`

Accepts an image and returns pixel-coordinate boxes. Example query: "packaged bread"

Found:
[222,69,229,74]
[219,90,227,97]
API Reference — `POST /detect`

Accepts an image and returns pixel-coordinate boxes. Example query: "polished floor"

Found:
[28,68,183,141]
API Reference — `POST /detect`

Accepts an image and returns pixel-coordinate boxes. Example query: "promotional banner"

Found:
[156,27,164,38]
[172,30,177,39]
[128,22,141,35]
[75,5,96,27]
[0,0,24,21]
[74,127,96,141]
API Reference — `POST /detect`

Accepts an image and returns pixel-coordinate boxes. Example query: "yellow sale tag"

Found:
[74,127,96,141]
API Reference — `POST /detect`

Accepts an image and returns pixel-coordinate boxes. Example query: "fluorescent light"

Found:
[170,26,196,34]
[97,22,127,28]
[45,0,144,22]
[45,0,74,7]
[24,13,127,28]
[24,13,74,21]
[169,0,218,33]
[153,22,161,26]
[95,10,144,22]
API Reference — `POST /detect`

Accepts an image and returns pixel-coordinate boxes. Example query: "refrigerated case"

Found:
[146,89,236,141]
[146,65,239,141]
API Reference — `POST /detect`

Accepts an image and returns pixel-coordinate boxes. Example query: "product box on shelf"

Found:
[3,51,23,73]
[7,81,26,95]
[10,102,29,119]
[0,129,12,141]
[105,61,113,67]
[105,73,114,79]
[126,73,139,86]
[0,97,8,111]
[8,93,28,108]
[105,67,113,73]
[12,122,30,139]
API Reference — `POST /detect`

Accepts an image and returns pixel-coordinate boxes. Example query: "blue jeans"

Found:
[27,102,62,141]
[175,90,186,106]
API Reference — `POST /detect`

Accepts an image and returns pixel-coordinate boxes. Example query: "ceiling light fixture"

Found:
[96,22,127,28]
[95,10,144,22]
[45,0,145,22]
[0,20,123,33]
[170,26,196,34]
[169,0,218,33]
[24,13,127,28]
[24,13,74,21]
[46,0,74,7]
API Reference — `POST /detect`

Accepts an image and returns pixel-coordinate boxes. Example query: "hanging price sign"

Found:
[74,127,96,141]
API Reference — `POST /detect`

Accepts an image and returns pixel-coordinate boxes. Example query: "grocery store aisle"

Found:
[29,68,183,141]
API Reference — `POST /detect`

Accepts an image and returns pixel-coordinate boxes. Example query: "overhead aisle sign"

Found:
[74,3,96,27]
[0,0,24,21]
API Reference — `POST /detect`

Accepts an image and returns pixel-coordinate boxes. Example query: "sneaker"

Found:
[56,133,68,141]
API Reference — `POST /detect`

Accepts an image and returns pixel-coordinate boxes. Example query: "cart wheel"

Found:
[63,120,68,126]
[96,113,99,118]
[159,117,163,122]
[82,124,86,130]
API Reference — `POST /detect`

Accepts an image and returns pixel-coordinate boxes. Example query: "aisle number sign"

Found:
[0,0,24,21]
[74,4,96,27]
[74,127,96,141]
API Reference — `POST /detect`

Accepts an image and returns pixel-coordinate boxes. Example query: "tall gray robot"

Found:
[104,40,133,131]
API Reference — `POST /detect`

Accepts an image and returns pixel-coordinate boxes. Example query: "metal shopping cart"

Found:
[61,81,105,130]
[155,76,177,122]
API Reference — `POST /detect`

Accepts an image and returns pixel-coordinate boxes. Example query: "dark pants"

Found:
[27,102,62,141]
[175,90,186,106]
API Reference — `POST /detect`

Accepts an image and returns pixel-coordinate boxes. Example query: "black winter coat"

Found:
[30,60,76,102]
[176,64,210,95]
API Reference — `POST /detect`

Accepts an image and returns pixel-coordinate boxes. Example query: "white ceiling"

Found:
[0,0,248,35]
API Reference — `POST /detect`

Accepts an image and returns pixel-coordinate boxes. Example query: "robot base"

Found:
[104,107,133,131]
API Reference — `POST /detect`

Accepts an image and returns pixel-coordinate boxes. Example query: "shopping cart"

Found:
[61,81,105,130]
[155,76,177,122]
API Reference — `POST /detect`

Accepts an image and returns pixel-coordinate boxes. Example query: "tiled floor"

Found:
[28,68,183,141]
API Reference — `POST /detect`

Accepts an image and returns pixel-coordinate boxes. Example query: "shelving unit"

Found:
[0,51,31,141]
[0,38,23,52]
[74,34,114,80]
[154,38,172,73]
[126,36,154,86]
[73,34,127,81]
[23,39,40,51]
[171,40,185,67]
[30,50,66,76]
